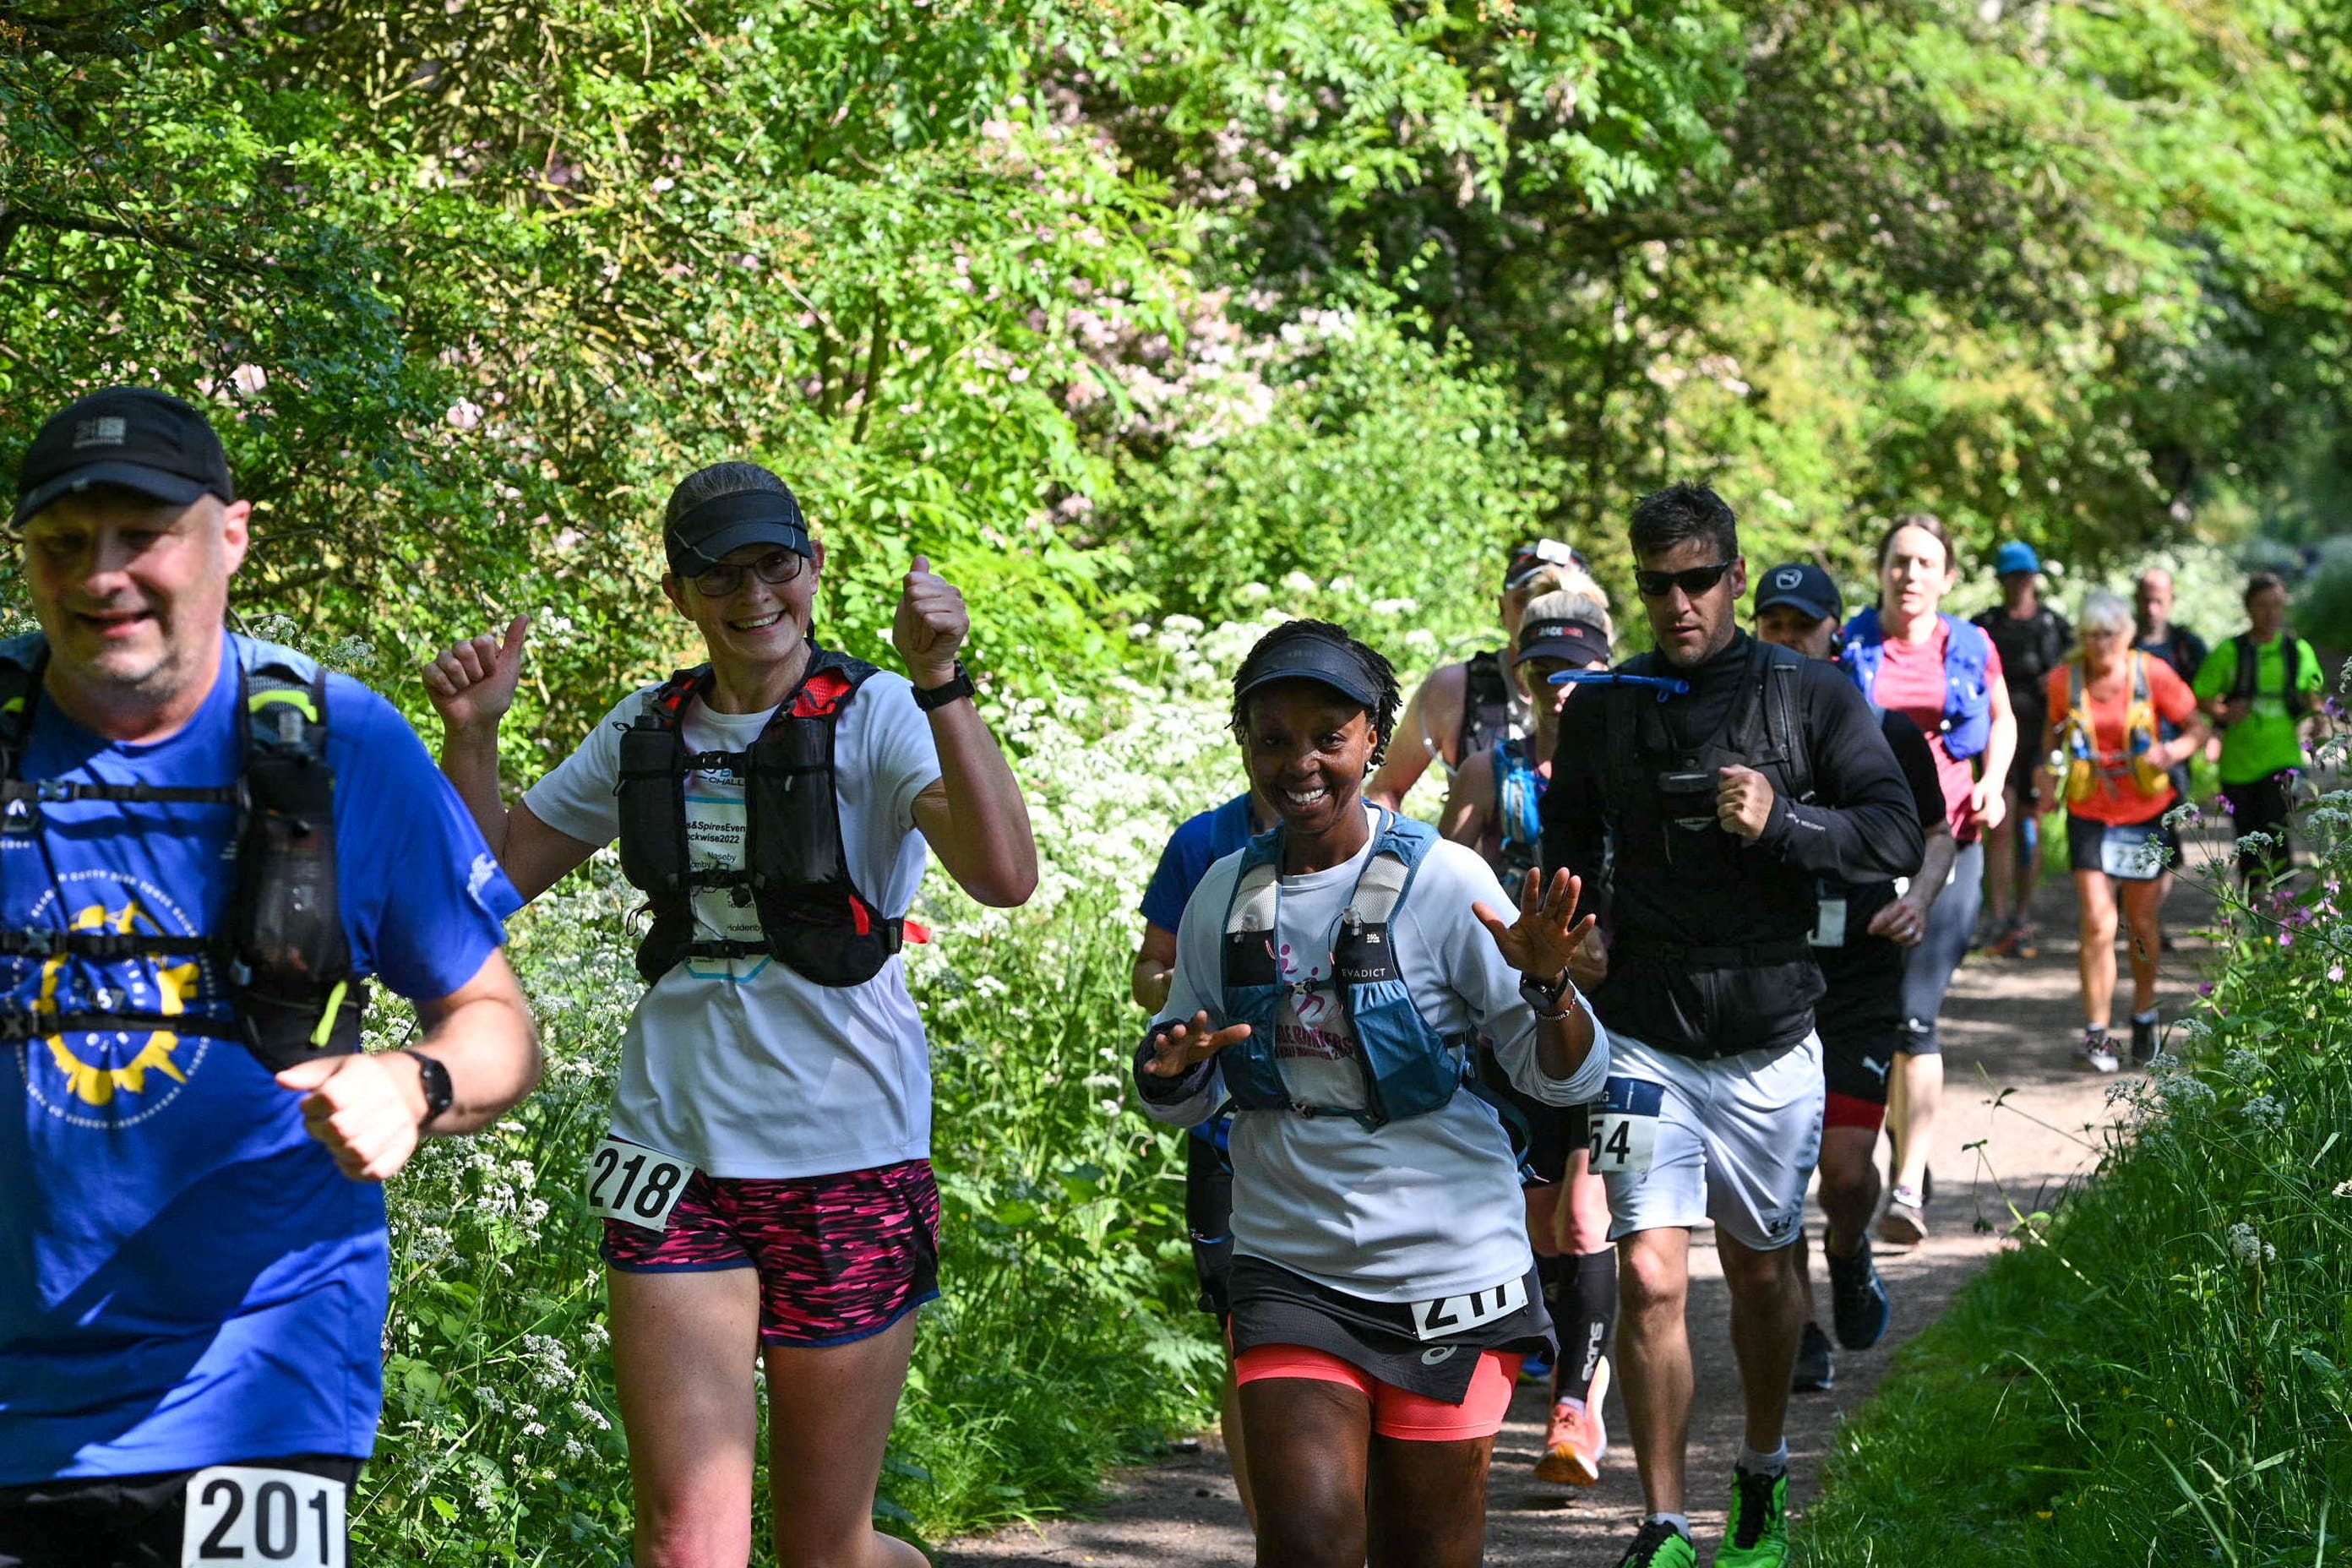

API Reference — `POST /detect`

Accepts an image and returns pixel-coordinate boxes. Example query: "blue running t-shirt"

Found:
[1140,792,1257,1151]
[0,634,521,1484]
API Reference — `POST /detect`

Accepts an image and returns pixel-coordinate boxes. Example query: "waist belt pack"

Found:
[0,632,367,1071]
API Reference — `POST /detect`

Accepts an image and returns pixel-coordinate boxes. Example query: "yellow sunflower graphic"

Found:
[38,901,203,1107]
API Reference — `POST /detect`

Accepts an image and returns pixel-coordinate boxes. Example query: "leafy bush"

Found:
[1800,724,2352,1567]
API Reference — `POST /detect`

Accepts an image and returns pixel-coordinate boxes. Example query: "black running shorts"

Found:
[1812,936,1906,1130]
[0,1455,361,1568]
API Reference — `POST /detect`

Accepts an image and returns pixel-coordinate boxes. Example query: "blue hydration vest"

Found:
[1216,811,1478,1129]
[1839,607,1994,761]
[1492,738,1545,883]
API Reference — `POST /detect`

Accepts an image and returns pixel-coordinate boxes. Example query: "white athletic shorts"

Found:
[1590,1032,1823,1252]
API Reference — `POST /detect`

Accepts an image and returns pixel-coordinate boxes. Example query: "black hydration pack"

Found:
[2227,630,2314,721]
[613,643,901,988]
[1457,647,1517,765]
[0,633,365,1072]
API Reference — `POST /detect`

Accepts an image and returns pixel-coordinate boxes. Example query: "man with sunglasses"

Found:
[1367,538,1591,810]
[1538,487,1922,1568]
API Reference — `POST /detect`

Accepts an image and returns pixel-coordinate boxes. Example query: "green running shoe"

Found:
[1717,1467,1791,1567]
[1612,1519,1696,1568]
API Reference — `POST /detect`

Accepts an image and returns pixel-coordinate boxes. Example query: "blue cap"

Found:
[1753,562,1842,624]
[1995,541,2041,578]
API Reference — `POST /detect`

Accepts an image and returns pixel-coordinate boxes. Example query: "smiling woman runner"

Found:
[2035,591,2209,1074]
[1135,619,1608,1568]
[423,463,1037,1568]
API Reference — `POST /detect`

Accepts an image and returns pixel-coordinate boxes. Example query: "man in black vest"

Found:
[1540,486,1923,1568]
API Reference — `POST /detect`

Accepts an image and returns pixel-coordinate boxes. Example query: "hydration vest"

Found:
[1840,608,1994,761]
[1215,811,1479,1130]
[2224,631,2315,721]
[1490,737,1545,883]
[1456,649,1518,765]
[2059,653,2167,803]
[0,633,366,1072]
[613,643,901,988]
[1603,639,1816,851]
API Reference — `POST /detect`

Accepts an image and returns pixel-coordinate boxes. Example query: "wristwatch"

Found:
[912,662,975,712]
[1519,969,1576,1019]
[402,1049,454,1129]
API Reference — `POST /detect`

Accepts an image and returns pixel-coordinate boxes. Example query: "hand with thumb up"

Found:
[893,554,968,689]
[423,614,531,737]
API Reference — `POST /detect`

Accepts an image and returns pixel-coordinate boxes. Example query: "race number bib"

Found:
[1589,1075,1665,1175]
[1410,1274,1530,1341]
[1809,896,1848,948]
[2099,825,2164,882]
[182,1467,346,1568]
[587,1137,694,1231]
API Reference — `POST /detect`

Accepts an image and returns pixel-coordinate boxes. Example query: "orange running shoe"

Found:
[1534,1358,1609,1485]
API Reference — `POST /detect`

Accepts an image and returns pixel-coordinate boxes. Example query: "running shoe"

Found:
[1790,1320,1834,1392]
[1518,1345,1554,1385]
[1535,1355,1609,1484]
[1827,1235,1892,1350]
[1877,1185,1926,1248]
[1717,1467,1792,1568]
[2012,919,2041,959]
[2081,1028,2121,1075]
[1611,1518,1697,1568]
[2132,1010,2160,1066]
[1984,917,2024,957]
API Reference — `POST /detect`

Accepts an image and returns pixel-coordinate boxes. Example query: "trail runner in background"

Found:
[1439,590,1621,1488]
[1133,785,1279,1527]
[1841,514,2015,1250]
[1540,485,1925,1568]
[423,461,1037,1568]
[1972,542,2072,961]
[2193,570,2327,893]
[2132,569,2208,951]
[1750,563,1954,1396]
[1366,539,1593,810]
[0,388,540,1568]
[1135,619,1607,1568]
[2036,591,2209,1073]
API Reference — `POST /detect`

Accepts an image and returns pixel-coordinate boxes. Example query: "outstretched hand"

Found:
[1141,1010,1252,1078]
[423,614,530,734]
[1474,868,1598,986]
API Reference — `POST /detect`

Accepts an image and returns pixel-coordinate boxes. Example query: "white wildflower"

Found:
[2224,1222,2275,1266]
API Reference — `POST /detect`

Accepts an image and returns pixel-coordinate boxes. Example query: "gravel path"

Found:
[944,846,2227,1567]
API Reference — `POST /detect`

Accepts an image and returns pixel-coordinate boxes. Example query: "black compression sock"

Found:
[1535,1250,1565,1316]
[1557,1248,1618,1405]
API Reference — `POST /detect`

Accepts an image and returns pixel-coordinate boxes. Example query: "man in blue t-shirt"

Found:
[1132,786,1271,1524]
[0,388,540,1567]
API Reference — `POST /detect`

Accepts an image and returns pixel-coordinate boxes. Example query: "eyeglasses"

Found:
[1634,561,1735,600]
[691,548,806,599]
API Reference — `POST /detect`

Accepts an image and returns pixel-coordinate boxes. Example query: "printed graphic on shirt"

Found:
[683,770,766,982]
[1273,939,1353,1060]
[8,866,220,1129]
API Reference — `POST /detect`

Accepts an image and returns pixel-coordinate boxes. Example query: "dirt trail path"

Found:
[944,842,2229,1567]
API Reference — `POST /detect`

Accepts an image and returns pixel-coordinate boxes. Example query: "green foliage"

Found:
[1800,773,2352,1566]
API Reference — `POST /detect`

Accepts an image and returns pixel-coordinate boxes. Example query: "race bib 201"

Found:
[182,1467,345,1567]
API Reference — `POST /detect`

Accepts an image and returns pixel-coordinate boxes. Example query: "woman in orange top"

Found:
[2034,591,2209,1074]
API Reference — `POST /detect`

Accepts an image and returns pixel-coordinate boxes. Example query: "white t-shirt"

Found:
[525,668,942,1179]
[1142,819,1608,1304]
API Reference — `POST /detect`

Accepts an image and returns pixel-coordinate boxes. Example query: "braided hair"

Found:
[1228,619,1403,768]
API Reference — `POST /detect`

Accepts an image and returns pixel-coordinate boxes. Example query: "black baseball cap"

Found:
[1515,613,1612,670]
[1233,634,1385,711]
[665,484,812,576]
[12,388,236,526]
[1754,561,1843,624]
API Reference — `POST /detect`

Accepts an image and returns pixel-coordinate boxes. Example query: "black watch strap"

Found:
[403,1049,454,1128]
[912,662,975,712]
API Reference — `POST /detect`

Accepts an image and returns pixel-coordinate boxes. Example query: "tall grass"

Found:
[1800,754,2352,1566]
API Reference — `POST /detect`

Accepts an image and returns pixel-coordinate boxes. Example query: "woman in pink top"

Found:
[1837,514,2018,1246]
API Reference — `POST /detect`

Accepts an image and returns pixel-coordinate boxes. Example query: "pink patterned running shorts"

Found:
[601,1157,942,1346]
